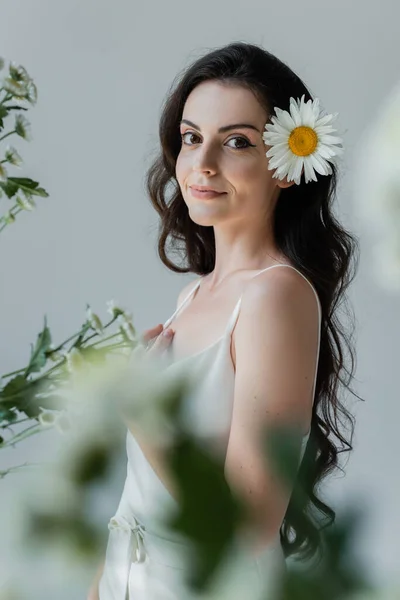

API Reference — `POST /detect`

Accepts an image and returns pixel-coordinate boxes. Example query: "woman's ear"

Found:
[276,177,297,189]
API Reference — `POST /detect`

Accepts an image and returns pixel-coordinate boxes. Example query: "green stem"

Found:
[0,129,16,143]
[1,422,43,449]
[1,366,26,379]
[0,322,132,403]
[0,206,23,234]
[90,331,125,347]
[50,317,117,354]
[1,416,31,429]
[0,461,43,479]
[0,91,12,106]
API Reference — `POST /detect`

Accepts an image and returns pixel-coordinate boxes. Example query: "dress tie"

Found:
[108,514,147,563]
[99,513,148,599]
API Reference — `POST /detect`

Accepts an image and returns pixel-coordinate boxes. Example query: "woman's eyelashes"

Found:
[180,131,256,150]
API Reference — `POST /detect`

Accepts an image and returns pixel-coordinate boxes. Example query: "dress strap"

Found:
[226,263,322,407]
[248,264,322,324]
[163,278,201,329]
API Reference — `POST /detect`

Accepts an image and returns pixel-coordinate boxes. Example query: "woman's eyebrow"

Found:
[180,119,260,133]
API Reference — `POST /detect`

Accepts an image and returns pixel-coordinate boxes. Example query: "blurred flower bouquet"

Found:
[0,57,142,463]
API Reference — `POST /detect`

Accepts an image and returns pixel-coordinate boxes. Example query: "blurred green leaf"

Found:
[25,316,52,375]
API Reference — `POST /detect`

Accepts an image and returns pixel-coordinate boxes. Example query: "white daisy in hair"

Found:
[263,94,344,185]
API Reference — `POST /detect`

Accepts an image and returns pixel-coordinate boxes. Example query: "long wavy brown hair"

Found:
[144,41,362,563]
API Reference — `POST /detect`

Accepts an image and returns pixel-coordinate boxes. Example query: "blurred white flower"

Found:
[64,347,85,374]
[25,80,37,104]
[86,304,104,336]
[0,164,8,183]
[2,77,25,96]
[47,348,64,362]
[4,211,15,224]
[119,319,136,341]
[38,409,57,428]
[4,146,23,167]
[353,79,400,292]
[16,195,36,211]
[106,299,125,319]
[54,410,73,434]
[14,114,31,141]
[9,62,30,85]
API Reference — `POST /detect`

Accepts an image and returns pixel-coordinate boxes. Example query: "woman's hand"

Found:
[140,323,174,356]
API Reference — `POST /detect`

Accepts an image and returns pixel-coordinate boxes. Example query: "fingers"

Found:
[141,324,163,344]
[146,327,174,355]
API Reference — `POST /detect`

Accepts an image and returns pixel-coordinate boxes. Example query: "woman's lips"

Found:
[190,188,226,199]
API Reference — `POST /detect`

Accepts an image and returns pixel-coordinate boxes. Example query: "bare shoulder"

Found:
[230,266,320,370]
[242,264,319,316]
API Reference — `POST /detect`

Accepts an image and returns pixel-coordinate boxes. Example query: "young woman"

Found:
[91,41,360,600]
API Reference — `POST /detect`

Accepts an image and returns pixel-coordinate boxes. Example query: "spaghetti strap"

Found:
[227,263,322,408]
[249,264,321,321]
[163,278,201,329]
[248,263,322,406]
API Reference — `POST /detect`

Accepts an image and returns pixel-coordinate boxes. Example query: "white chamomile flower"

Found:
[86,304,104,335]
[5,146,23,167]
[54,410,73,434]
[16,195,36,211]
[120,320,137,342]
[26,80,37,104]
[65,347,85,374]
[106,299,125,319]
[38,409,57,428]
[263,94,344,185]
[4,211,15,224]
[3,77,25,96]
[14,114,31,141]
[0,163,8,183]
[9,62,31,85]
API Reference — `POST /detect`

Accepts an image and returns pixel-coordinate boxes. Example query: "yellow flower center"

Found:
[288,126,318,156]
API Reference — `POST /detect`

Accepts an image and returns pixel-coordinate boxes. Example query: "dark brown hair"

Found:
[144,41,362,563]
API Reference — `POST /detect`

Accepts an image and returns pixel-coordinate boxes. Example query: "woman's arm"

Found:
[224,268,320,556]
[87,560,105,600]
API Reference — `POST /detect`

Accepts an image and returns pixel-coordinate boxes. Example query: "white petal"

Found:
[316,144,336,159]
[318,134,343,145]
[310,152,329,175]
[265,121,290,136]
[277,108,296,131]
[289,100,302,127]
[263,131,287,144]
[304,158,318,183]
[265,143,289,158]
[268,149,292,169]
[293,157,304,183]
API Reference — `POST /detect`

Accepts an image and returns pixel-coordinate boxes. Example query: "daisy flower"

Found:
[86,304,104,336]
[5,146,23,167]
[106,299,125,319]
[14,114,31,141]
[263,94,344,185]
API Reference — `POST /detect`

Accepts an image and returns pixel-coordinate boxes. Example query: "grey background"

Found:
[0,0,399,592]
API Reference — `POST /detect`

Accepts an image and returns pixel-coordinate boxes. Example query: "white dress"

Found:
[99,264,322,600]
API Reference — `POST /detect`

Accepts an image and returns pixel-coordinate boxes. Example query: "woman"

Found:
[90,41,360,599]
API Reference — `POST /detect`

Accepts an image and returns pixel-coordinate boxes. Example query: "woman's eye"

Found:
[180,132,251,150]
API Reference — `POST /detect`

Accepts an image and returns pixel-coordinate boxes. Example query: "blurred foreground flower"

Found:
[1,346,380,599]
[353,80,400,291]
[0,300,137,461]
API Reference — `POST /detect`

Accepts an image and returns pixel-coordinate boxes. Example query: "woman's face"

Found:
[175,80,293,228]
